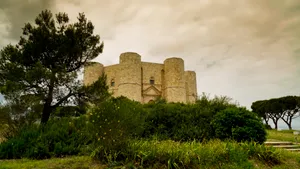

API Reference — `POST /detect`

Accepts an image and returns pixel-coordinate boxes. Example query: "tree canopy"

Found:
[0,10,108,124]
[251,96,300,130]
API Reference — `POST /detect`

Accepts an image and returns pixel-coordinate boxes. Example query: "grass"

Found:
[0,156,105,169]
[267,129,300,143]
[92,139,300,169]
[1,139,300,169]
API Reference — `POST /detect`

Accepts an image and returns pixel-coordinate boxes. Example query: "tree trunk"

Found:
[281,114,293,130]
[263,117,269,126]
[41,103,52,124]
[40,75,55,124]
[271,118,279,130]
[281,120,293,130]
[288,123,292,130]
[274,123,278,130]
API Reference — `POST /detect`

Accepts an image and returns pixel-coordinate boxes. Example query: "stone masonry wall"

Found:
[141,62,164,103]
[163,58,187,103]
[117,52,142,102]
[83,52,197,104]
[184,71,197,103]
[83,62,104,86]
[103,64,119,96]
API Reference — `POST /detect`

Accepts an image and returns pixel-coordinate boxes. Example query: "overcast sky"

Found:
[1,0,300,128]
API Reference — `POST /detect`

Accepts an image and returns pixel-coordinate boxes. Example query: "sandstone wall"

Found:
[117,52,142,102]
[83,52,198,104]
[141,62,164,103]
[103,64,119,96]
[83,62,104,86]
[184,71,197,103]
[163,58,187,103]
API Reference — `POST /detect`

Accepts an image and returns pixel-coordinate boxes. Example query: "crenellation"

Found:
[83,52,198,104]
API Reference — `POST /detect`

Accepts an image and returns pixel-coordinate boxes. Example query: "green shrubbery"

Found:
[211,107,267,144]
[0,94,268,166]
[142,102,214,142]
[88,96,146,160]
[0,116,93,159]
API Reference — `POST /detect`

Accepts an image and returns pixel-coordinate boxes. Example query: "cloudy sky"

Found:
[1,0,300,128]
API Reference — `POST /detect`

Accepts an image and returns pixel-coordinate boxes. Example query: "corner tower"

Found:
[163,57,186,103]
[118,52,142,102]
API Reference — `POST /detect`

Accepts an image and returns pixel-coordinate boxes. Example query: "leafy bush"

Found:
[88,96,147,160]
[142,94,239,142]
[211,107,267,143]
[143,102,214,142]
[0,116,93,159]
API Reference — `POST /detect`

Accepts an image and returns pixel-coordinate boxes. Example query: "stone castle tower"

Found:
[83,52,197,103]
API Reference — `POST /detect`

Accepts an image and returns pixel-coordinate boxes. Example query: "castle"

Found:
[83,52,197,104]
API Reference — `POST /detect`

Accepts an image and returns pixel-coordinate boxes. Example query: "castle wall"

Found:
[103,64,120,96]
[83,62,104,86]
[141,62,164,103]
[83,52,197,104]
[163,58,187,103]
[185,71,197,103]
[117,52,142,102]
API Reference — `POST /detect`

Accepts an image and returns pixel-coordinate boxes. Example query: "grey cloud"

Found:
[0,0,55,41]
[1,0,300,111]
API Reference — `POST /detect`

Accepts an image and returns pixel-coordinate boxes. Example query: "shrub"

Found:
[0,116,93,159]
[88,96,147,160]
[143,102,214,142]
[211,107,267,143]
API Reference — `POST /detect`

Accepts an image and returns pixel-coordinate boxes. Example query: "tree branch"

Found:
[52,91,77,109]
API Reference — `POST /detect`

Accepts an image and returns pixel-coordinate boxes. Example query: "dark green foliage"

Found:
[88,96,147,160]
[251,96,300,130]
[0,116,93,159]
[143,102,214,142]
[0,9,104,124]
[142,94,239,142]
[211,107,267,144]
[52,106,84,117]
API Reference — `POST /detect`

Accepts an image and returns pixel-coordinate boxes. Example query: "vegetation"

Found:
[211,107,267,144]
[267,129,300,142]
[0,156,104,169]
[0,9,300,169]
[0,116,94,159]
[251,96,300,130]
[2,141,300,169]
[0,10,105,124]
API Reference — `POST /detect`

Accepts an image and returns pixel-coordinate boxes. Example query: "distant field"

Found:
[267,129,300,142]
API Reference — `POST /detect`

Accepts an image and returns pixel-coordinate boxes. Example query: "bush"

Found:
[142,95,239,142]
[142,102,214,142]
[0,116,93,159]
[88,96,147,160]
[211,107,267,144]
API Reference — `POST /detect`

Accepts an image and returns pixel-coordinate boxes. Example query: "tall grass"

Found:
[93,139,283,169]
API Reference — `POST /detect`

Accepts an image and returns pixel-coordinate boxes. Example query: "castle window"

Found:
[111,79,115,87]
[150,77,155,85]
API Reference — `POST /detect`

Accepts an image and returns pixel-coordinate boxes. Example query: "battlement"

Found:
[84,52,197,103]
